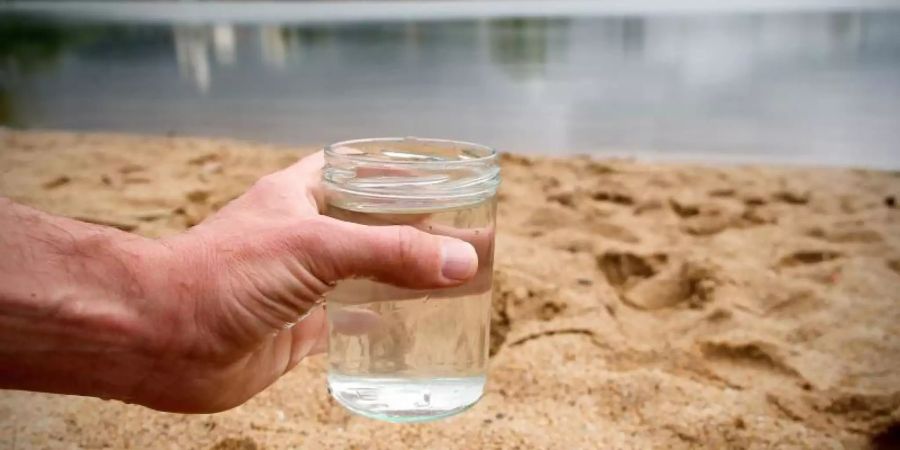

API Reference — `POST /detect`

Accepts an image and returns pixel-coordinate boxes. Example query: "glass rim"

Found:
[324,136,497,166]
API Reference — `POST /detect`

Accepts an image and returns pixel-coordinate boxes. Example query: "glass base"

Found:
[327,374,485,423]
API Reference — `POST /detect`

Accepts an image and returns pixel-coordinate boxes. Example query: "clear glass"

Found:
[322,137,500,423]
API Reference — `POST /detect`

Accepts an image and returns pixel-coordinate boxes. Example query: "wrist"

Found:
[59,229,175,402]
[0,216,165,401]
[83,229,233,408]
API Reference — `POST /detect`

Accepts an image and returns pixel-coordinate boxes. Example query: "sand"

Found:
[1,129,898,449]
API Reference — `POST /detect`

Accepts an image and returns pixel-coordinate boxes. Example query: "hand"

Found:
[130,152,479,413]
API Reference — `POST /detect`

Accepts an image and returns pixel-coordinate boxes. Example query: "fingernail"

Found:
[440,239,478,281]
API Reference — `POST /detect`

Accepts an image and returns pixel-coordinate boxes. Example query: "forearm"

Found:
[0,197,167,402]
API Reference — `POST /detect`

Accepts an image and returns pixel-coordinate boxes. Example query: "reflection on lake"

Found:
[2,10,900,167]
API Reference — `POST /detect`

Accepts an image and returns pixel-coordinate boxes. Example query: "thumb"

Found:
[298,217,479,290]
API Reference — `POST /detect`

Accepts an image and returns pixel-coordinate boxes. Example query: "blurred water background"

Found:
[2,1,899,168]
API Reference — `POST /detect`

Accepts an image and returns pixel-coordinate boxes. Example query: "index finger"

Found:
[267,151,326,212]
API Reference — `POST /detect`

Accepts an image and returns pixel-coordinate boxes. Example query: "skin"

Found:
[0,152,479,413]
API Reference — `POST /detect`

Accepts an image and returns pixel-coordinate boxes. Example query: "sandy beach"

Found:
[0,129,898,449]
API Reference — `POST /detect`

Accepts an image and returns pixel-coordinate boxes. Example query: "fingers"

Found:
[308,333,328,355]
[277,150,325,179]
[322,209,495,262]
[209,151,325,221]
[330,308,382,335]
[284,306,327,370]
[421,223,495,266]
[296,217,478,290]
[275,151,326,212]
[254,151,326,214]
[291,306,383,357]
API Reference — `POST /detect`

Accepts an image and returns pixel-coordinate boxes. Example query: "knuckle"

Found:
[393,226,421,269]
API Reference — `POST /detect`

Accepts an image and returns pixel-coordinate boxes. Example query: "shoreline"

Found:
[5,127,897,171]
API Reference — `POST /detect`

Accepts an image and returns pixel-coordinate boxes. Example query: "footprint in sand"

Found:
[595,251,666,289]
[595,250,719,310]
[622,259,719,310]
[491,269,575,356]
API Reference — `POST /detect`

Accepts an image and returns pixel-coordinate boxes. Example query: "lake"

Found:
[2,2,900,168]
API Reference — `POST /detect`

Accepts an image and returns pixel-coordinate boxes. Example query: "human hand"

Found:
[130,152,479,413]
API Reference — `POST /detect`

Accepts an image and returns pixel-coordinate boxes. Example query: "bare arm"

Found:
[0,197,166,402]
[0,152,478,412]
